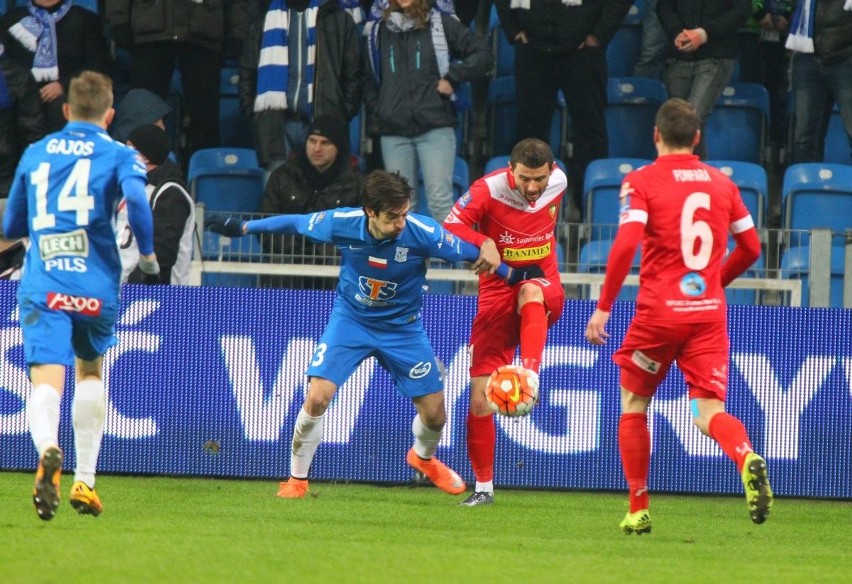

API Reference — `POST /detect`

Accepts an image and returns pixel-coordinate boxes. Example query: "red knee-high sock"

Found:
[467,411,496,483]
[708,412,753,472]
[619,413,651,513]
[519,302,547,373]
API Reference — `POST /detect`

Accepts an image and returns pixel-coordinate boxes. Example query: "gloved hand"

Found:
[111,24,133,51]
[506,264,545,286]
[207,215,246,237]
[139,256,161,285]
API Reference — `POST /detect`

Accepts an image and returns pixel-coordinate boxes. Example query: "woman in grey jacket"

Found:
[363,0,492,222]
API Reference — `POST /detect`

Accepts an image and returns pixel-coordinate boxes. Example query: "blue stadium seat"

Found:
[484,76,567,160]
[780,244,846,308]
[583,158,651,240]
[781,163,852,247]
[606,1,644,78]
[823,104,852,165]
[488,5,514,78]
[188,148,264,213]
[219,68,254,149]
[704,82,770,163]
[606,77,667,159]
[706,160,768,228]
[578,239,641,301]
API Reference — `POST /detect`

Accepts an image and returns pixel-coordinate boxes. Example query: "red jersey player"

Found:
[584,98,772,535]
[444,138,566,506]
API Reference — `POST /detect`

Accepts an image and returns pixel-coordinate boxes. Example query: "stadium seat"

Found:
[704,82,770,163]
[578,239,641,301]
[606,1,643,78]
[484,76,567,160]
[706,160,768,228]
[823,104,852,165]
[219,68,254,149]
[583,157,651,240]
[606,77,667,159]
[780,244,846,308]
[781,163,852,247]
[488,5,514,78]
[188,148,264,213]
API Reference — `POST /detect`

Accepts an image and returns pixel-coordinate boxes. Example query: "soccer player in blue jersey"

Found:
[3,71,160,521]
[208,170,541,498]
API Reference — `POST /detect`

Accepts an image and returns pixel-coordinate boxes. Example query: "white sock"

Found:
[28,384,61,457]
[72,380,106,488]
[475,481,494,494]
[290,408,324,479]
[411,414,442,459]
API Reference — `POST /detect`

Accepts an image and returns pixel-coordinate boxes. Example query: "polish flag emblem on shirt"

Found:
[369,256,387,269]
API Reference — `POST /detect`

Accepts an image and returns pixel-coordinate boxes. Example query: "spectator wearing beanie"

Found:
[260,115,364,290]
[119,125,195,285]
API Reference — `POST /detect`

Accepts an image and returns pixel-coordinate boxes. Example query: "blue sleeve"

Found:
[2,168,29,239]
[427,221,510,279]
[123,176,155,255]
[245,212,333,243]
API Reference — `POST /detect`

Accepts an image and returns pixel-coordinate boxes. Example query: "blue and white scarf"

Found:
[8,0,72,82]
[254,0,363,113]
[786,0,852,53]
[368,0,456,20]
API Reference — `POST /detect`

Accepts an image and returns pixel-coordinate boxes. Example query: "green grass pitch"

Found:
[0,472,849,583]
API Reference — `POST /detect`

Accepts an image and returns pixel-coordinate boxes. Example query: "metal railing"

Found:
[185,206,852,308]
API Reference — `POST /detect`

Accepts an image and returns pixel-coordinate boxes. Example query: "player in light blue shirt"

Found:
[208,170,541,500]
[3,71,160,521]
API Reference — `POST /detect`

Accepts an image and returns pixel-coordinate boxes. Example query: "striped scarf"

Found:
[785,0,817,52]
[8,0,72,82]
[254,0,363,113]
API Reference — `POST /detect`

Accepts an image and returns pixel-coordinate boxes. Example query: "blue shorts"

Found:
[306,310,443,399]
[18,292,119,366]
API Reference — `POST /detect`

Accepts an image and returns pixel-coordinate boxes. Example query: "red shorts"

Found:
[469,277,564,377]
[613,319,730,401]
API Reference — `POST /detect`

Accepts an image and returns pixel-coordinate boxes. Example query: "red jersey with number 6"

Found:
[605,153,754,323]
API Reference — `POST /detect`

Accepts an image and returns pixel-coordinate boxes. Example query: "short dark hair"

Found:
[361,170,412,215]
[510,138,554,170]
[655,98,700,149]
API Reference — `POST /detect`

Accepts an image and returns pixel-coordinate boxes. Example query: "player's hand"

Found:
[139,254,161,285]
[207,214,246,237]
[506,264,545,286]
[585,309,611,345]
[472,238,501,275]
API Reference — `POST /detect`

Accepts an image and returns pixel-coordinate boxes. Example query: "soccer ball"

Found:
[486,365,539,417]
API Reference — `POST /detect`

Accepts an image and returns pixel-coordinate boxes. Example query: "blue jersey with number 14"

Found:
[248,208,484,326]
[5,121,147,302]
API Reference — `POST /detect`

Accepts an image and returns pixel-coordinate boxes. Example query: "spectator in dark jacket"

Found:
[110,88,173,145]
[657,0,751,158]
[119,125,195,285]
[1,0,111,132]
[786,0,852,163]
[261,114,363,289]
[495,0,632,215]
[364,0,491,222]
[238,0,363,172]
[105,0,250,161]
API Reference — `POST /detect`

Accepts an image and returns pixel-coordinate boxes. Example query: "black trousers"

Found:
[130,41,221,158]
[515,43,609,213]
